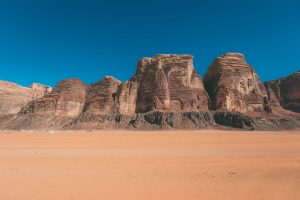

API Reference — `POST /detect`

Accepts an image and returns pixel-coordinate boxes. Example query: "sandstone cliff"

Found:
[204,53,271,113]
[0,81,51,115]
[83,76,120,115]
[135,54,209,113]
[21,78,85,117]
[0,53,299,131]
[115,78,138,116]
[264,71,300,113]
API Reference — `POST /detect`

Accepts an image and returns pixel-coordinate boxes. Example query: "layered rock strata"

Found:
[83,76,120,115]
[21,78,85,117]
[0,81,51,115]
[204,53,271,113]
[114,78,138,116]
[0,53,299,131]
[264,71,300,113]
[135,54,209,113]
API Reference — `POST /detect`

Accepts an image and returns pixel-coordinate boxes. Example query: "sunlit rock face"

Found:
[204,53,271,113]
[135,54,209,113]
[0,81,51,115]
[21,78,85,117]
[265,71,300,113]
[83,76,121,115]
[30,83,52,98]
[115,78,138,116]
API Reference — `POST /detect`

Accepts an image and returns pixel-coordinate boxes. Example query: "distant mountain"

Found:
[0,54,299,130]
[0,81,51,115]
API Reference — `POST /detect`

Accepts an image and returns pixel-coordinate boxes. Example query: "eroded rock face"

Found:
[135,54,209,113]
[264,80,283,110]
[0,81,51,115]
[115,78,138,116]
[204,53,270,113]
[30,83,52,98]
[1,53,299,131]
[83,76,121,115]
[21,79,85,117]
[265,71,300,113]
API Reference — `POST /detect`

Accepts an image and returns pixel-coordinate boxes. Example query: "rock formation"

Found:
[0,53,299,131]
[83,76,121,115]
[115,78,138,116]
[0,81,51,115]
[264,71,300,113]
[31,83,52,98]
[204,53,271,113]
[135,54,209,113]
[21,78,85,117]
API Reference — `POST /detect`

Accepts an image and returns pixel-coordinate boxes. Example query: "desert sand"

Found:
[0,130,300,200]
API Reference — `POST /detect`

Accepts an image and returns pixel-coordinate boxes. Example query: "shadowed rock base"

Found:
[1,111,299,131]
[213,112,300,130]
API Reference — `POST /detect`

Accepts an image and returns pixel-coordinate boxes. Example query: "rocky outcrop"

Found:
[83,76,121,115]
[135,54,209,113]
[0,81,51,115]
[54,111,215,130]
[21,78,85,117]
[265,71,300,113]
[0,53,299,131]
[213,112,300,130]
[263,81,282,111]
[30,83,52,98]
[130,112,215,129]
[204,53,271,113]
[114,78,138,116]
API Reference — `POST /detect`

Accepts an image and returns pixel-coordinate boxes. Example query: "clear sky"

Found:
[0,0,299,87]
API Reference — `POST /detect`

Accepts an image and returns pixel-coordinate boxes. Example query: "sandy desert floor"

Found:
[0,130,300,200]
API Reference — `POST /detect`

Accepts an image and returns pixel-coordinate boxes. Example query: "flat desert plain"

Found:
[0,130,300,200]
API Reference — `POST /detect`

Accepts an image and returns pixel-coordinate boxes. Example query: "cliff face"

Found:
[83,76,121,115]
[135,54,209,113]
[0,53,299,130]
[0,81,51,115]
[264,71,300,113]
[21,79,85,117]
[204,53,271,113]
[115,79,138,116]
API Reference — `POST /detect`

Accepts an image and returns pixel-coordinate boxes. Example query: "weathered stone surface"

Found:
[130,111,215,129]
[264,80,283,110]
[213,111,300,130]
[265,71,300,113]
[30,83,52,98]
[204,53,270,113]
[115,78,138,116]
[83,76,121,115]
[65,113,133,130]
[66,111,215,130]
[0,114,74,130]
[1,53,300,131]
[135,54,209,113]
[21,78,85,117]
[213,112,255,130]
[0,81,51,115]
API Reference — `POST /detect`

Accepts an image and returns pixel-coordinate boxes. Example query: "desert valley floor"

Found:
[0,130,300,200]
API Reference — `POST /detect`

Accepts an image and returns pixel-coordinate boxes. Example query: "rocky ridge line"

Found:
[0,53,299,130]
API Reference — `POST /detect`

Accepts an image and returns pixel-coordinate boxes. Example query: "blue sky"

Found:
[0,0,299,87]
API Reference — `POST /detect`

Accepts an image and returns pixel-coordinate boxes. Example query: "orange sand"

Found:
[0,130,300,200]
